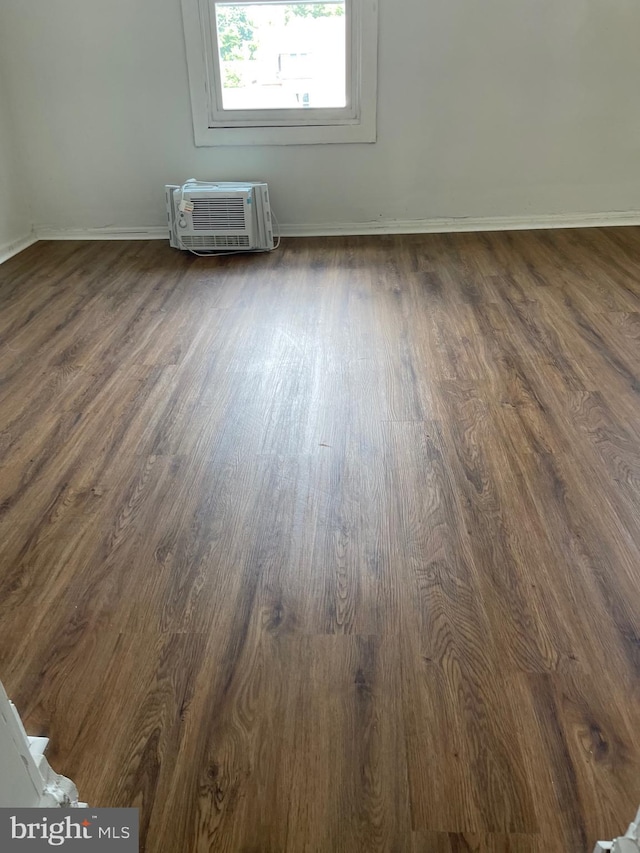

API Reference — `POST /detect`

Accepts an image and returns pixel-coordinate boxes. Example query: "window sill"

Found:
[193,120,376,146]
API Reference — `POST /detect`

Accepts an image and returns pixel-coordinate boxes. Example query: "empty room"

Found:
[0,0,639,851]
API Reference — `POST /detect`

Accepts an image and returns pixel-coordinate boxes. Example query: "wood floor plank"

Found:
[1,231,640,851]
[507,670,640,851]
[410,831,540,852]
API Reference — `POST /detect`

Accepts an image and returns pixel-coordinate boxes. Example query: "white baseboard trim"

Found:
[0,233,37,265]
[30,210,640,243]
[278,210,640,237]
[35,226,168,241]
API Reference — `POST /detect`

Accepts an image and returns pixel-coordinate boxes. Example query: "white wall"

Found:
[1,0,640,232]
[0,68,31,253]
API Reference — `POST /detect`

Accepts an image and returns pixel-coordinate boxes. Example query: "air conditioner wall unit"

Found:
[165,181,275,253]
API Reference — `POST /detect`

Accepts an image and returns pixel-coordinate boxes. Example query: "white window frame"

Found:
[181,0,378,146]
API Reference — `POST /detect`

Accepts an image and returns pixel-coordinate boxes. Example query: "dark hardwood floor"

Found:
[0,230,639,852]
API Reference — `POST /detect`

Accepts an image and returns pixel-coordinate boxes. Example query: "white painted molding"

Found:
[35,226,168,241]
[33,210,640,243]
[181,0,378,146]
[0,680,86,808]
[0,233,37,265]
[276,210,640,236]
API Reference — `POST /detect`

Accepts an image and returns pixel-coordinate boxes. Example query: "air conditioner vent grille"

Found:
[191,197,246,231]
[181,235,251,250]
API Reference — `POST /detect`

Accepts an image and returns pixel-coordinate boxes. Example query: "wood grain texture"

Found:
[1,230,640,851]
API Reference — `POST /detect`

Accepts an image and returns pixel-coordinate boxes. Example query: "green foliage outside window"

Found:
[218,3,344,71]
[217,7,258,61]
[285,4,345,23]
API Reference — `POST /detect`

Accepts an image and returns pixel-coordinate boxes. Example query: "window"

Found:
[181,0,378,145]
